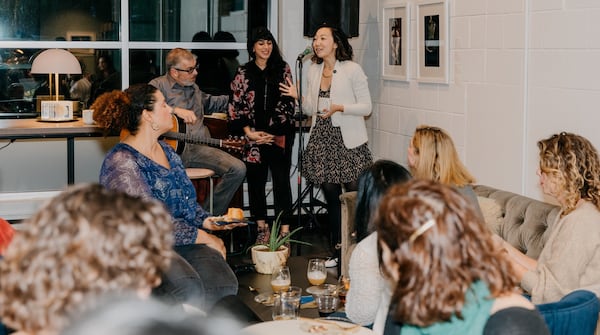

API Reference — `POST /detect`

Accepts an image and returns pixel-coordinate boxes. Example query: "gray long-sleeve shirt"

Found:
[150,74,229,139]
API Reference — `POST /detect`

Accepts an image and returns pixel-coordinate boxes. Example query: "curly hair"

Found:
[375,179,518,327]
[0,183,174,334]
[311,24,353,64]
[91,84,157,135]
[410,125,476,187]
[538,132,600,215]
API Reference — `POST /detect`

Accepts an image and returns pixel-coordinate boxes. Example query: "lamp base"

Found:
[41,100,77,121]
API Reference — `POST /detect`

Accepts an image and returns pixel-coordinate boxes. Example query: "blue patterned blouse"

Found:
[99,141,208,246]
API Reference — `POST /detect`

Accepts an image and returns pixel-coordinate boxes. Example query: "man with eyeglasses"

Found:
[150,48,246,216]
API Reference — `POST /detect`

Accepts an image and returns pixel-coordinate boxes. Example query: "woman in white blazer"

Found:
[281,24,373,265]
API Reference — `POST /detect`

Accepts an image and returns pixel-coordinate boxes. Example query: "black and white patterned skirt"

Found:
[302,117,372,185]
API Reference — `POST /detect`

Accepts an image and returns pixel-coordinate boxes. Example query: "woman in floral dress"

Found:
[228,27,296,244]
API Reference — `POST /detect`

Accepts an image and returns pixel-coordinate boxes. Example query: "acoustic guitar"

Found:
[120,115,248,155]
[170,114,287,153]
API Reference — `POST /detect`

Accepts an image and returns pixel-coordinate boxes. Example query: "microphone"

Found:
[296,46,313,61]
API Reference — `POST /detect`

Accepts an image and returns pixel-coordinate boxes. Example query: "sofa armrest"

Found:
[340,191,358,277]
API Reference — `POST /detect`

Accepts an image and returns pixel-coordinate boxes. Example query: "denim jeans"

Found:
[537,290,600,335]
[182,144,246,216]
[153,244,239,312]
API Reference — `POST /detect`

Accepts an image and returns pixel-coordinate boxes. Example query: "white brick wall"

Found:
[352,0,600,201]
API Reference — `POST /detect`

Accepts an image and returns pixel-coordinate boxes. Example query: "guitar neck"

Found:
[163,131,222,148]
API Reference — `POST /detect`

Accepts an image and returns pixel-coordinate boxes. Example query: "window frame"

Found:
[0,0,277,89]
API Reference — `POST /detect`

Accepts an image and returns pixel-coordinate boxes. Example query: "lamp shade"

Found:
[30,49,82,74]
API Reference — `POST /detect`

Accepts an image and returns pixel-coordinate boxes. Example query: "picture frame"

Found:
[66,31,96,54]
[381,1,409,81]
[416,0,449,83]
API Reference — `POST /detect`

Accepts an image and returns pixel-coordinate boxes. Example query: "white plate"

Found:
[306,284,337,296]
[243,319,373,335]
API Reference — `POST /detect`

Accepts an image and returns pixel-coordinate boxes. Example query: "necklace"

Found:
[322,73,332,78]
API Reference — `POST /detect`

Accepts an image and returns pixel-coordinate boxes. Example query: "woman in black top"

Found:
[227,27,295,244]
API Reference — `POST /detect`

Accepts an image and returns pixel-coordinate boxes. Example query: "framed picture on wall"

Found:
[416,0,449,83]
[66,31,96,54]
[381,1,409,81]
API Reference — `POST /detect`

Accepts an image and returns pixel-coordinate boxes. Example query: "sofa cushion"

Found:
[474,185,561,259]
[477,196,503,235]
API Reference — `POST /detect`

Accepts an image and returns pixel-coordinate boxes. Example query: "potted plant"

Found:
[251,212,311,274]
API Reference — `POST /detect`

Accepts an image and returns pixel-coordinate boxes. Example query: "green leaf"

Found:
[249,210,312,252]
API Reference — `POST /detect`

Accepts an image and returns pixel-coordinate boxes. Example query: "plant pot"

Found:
[251,245,289,274]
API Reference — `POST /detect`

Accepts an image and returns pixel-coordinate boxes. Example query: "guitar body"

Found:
[169,114,187,154]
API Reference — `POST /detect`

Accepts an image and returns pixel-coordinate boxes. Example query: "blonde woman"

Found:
[407,125,483,217]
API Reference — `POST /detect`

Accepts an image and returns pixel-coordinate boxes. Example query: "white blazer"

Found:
[302,60,372,149]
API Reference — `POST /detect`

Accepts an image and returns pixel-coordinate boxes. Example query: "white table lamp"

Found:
[31,49,81,101]
[30,49,82,121]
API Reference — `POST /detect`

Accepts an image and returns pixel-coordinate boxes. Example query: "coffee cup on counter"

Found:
[82,109,94,124]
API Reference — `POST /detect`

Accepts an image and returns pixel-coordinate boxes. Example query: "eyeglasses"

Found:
[172,64,199,74]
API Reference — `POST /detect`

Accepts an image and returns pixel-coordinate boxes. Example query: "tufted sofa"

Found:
[473,185,560,259]
[339,184,562,276]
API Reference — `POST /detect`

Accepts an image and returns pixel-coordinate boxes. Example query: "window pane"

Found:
[0,1,120,41]
[129,0,250,43]
[0,48,121,118]
[129,48,248,96]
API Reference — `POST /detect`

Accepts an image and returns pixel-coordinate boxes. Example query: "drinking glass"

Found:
[272,286,302,320]
[307,258,327,290]
[337,275,350,307]
[316,293,339,318]
[271,266,291,293]
[317,97,331,115]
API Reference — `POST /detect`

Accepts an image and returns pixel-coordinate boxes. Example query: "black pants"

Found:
[246,138,293,224]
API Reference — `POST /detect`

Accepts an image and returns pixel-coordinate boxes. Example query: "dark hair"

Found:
[97,55,116,72]
[214,31,240,58]
[311,23,353,64]
[355,160,411,241]
[375,180,518,327]
[247,26,286,81]
[91,83,157,135]
[192,31,211,42]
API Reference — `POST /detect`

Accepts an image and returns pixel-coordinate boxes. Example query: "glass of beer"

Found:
[307,258,327,290]
[271,266,291,293]
[337,275,350,307]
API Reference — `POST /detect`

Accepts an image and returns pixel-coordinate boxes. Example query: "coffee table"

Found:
[236,256,338,321]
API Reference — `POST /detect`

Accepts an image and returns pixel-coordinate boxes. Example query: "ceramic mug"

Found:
[82,109,94,124]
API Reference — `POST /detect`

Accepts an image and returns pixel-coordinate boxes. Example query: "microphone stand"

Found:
[291,54,327,256]
[294,56,305,256]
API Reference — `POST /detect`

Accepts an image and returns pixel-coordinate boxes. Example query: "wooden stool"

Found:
[186,168,216,213]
